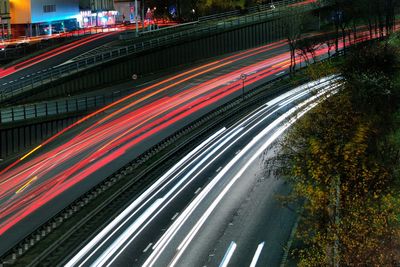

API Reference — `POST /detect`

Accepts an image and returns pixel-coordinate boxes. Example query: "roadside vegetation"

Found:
[267,23,400,267]
[283,0,399,75]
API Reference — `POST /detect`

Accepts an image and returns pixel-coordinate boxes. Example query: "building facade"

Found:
[0,0,11,39]
[114,0,138,24]
[91,0,114,12]
[80,0,115,12]
[10,0,79,37]
[78,0,116,27]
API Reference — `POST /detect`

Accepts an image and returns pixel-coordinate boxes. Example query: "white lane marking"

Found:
[143,78,337,267]
[171,212,179,221]
[249,242,265,267]
[219,241,237,267]
[194,187,202,195]
[149,127,246,251]
[216,167,222,173]
[92,199,163,266]
[275,71,285,76]
[65,128,227,267]
[143,243,153,253]
[157,84,338,267]
[95,127,245,267]
[67,75,340,266]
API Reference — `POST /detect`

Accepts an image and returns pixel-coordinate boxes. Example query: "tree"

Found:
[266,33,400,267]
[296,35,324,65]
[269,92,400,266]
[282,11,315,73]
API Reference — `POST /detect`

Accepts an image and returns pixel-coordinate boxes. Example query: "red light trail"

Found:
[0,29,379,237]
[0,31,118,79]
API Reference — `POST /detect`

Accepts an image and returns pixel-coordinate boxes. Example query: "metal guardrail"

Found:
[198,10,241,22]
[197,0,292,22]
[138,21,199,37]
[127,1,286,40]
[119,21,200,40]
[0,0,332,103]
[0,49,344,125]
[0,89,126,123]
[0,28,120,61]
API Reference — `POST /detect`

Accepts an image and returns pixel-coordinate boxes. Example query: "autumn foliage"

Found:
[270,34,400,266]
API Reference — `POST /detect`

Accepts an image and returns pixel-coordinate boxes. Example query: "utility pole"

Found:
[176,0,181,18]
[142,1,145,33]
[135,0,139,36]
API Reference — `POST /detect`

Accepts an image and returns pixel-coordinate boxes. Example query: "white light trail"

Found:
[67,76,340,267]
[65,128,226,267]
[145,79,338,267]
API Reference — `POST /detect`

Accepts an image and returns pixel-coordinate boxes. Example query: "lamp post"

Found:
[135,0,139,36]
[240,73,247,100]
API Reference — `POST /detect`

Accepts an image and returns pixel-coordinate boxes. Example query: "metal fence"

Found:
[1,50,346,125]
[0,89,127,123]
[198,10,241,22]
[0,0,332,103]
[0,27,120,60]
[129,0,299,38]
[198,0,299,22]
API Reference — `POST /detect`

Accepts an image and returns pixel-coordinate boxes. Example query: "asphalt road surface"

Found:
[0,29,358,255]
[0,31,120,83]
[65,76,341,267]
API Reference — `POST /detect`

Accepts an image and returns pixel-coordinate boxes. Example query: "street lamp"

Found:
[240,73,247,100]
[135,0,139,36]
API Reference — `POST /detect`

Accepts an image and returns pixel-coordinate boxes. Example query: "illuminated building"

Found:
[10,0,79,37]
[0,0,11,39]
[114,1,138,24]
[78,0,116,27]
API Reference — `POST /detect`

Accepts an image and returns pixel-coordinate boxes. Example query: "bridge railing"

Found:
[0,49,346,125]
[198,10,241,22]
[0,0,331,103]
[0,89,127,123]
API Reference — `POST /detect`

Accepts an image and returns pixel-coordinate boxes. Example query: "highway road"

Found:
[0,30,364,256]
[0,31,120,82]
[65,76,341,267]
